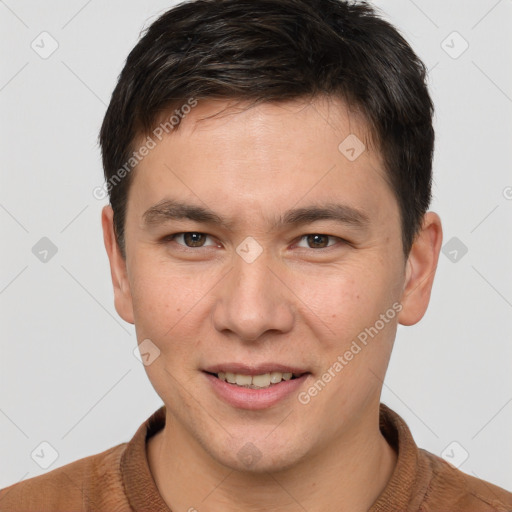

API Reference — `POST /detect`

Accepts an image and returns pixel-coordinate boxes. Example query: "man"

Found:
[1,0,511,510]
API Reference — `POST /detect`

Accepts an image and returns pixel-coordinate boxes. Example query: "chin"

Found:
[210,437,308,475]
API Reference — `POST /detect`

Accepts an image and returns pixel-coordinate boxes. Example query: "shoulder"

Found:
[419,448,512,511]
[0,442,130,511]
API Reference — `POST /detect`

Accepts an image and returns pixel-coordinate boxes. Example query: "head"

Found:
[100,0,442,473]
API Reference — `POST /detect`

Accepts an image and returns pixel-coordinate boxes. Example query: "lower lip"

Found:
[204,372,309,410]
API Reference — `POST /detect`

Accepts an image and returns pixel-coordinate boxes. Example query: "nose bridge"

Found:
[233,247,274,301]
[212,241,293,341]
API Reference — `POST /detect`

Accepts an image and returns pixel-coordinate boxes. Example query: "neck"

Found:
[147,403,397,512]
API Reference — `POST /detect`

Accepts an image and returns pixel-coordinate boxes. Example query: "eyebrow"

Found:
[142,198,370,231]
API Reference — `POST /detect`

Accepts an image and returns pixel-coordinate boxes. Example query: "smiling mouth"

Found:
[205,371,306,389]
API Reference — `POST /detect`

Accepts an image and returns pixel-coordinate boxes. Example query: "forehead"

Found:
[127,97,395,229]
[173,96,376,149]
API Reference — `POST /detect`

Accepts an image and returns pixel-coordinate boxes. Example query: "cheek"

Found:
[130,267,208,398]
[293,259,396,341]
[129,259,203,346]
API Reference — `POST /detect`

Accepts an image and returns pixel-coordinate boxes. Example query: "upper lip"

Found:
[203,363,309,376]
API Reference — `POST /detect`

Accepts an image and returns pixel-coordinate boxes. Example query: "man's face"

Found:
[110,97,409,471]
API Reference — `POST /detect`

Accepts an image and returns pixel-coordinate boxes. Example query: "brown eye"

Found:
[308,234,329,248]
[297,234,338,249]
[167,232,217,248]
[182,232,207,247]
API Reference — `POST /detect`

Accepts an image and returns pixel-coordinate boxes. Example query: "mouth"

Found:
[205,370,305,389]
[202,364,310,410]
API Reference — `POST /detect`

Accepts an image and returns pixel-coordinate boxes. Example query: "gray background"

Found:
[1,0,511,493]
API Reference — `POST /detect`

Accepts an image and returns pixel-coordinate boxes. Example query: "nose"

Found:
[211,246,294,342]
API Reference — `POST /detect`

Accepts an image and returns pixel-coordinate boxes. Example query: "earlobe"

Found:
[101,205,135,325]
[398,212,443,326]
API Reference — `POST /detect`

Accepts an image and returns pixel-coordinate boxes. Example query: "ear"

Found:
[101,205,134,324]
[398,212,443,326]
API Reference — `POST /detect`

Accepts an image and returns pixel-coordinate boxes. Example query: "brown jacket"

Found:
[1,404,511,511]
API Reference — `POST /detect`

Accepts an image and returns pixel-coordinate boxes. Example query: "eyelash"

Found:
[161,232,345,251]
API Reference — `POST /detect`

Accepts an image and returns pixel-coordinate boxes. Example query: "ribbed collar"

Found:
[121,405,171,511]
[369,403,430,511]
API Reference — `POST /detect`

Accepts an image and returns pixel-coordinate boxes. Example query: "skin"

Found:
[102,96,442,512]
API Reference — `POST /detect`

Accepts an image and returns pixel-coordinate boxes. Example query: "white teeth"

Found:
[269,371,282,384]
[235,374,252,386]
[216,371,299,388]
[252,373,271,387]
